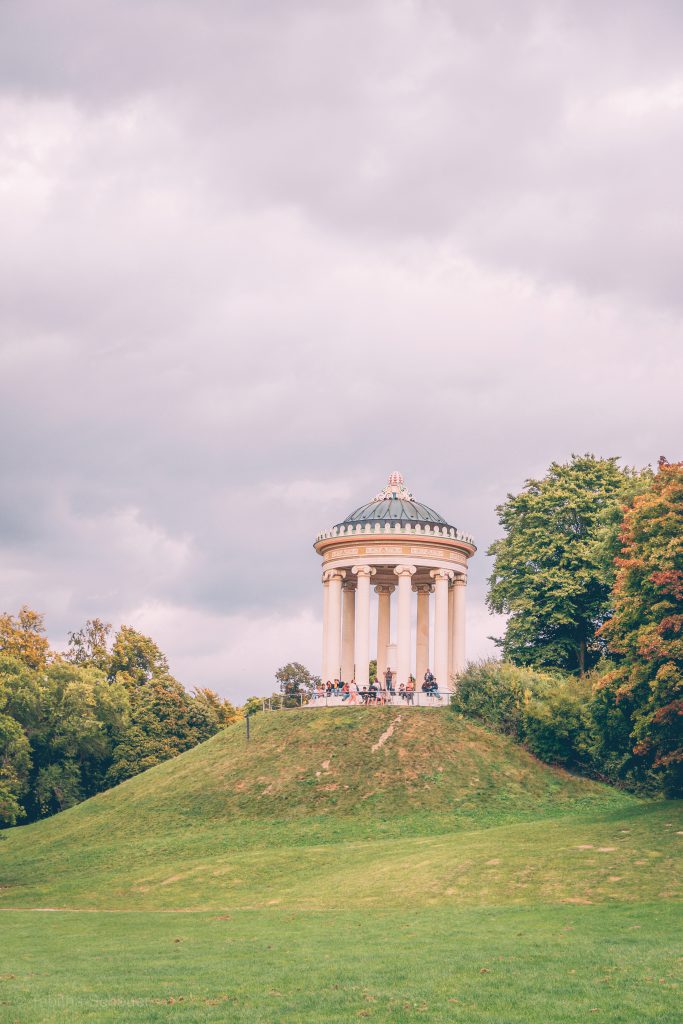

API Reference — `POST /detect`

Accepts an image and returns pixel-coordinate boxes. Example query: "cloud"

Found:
[109,601,322,700]
[0,0,681,699]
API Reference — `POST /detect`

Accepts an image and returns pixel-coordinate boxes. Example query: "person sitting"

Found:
[360,686,370,704]
[368,682,379,705]
[341,681,350,701]
[398,682,406,701]
[325,680,333,697]
[405,679,415,704]
[422,670,442,699]
[348,679,359,704]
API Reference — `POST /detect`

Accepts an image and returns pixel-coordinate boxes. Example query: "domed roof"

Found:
[336,472,449,528]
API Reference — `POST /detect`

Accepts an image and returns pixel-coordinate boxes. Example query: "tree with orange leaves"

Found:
[597,458,683,796]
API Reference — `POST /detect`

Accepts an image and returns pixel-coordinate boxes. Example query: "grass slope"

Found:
[1,707,638,908]
[1,708,681,1023]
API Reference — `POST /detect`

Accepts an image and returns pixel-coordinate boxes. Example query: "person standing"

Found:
[384,666,394,694]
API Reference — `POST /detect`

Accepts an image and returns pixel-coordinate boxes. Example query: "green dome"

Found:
[335,472,450,529]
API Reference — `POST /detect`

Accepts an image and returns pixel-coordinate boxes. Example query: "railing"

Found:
[260,690,453,711]
[315,521,474,544]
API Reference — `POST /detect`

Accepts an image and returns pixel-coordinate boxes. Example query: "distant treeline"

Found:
[0,615,240,825]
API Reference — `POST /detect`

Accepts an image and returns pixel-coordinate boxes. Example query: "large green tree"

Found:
[487,455,648,674]
[596,458,683,796]
[105,673,217,785]
[104,626,218,785]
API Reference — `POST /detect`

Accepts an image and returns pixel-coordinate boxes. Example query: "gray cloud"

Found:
[0,0,681,698]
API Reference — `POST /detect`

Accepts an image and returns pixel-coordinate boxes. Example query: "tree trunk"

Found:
[578,638,586,676]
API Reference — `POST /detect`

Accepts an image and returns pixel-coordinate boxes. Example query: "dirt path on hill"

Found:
[371,715,402,752]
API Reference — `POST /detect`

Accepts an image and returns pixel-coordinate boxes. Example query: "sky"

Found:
[1,0,682,701]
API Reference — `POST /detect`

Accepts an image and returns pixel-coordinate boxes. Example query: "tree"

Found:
[105,673,219,786]
[597,458,683,796]
[0,710,30,825]
[192,688,241,727]
[0,606,51,670]
[0,614,234,822]
[1,657,131,818]
[487,455,649,674]
[275,662,320,707]
[242,696,263,716]
[65,618,113,672]
[108,626,169,687]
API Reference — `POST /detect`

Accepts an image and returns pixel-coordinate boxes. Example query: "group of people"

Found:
[313,667,442,705]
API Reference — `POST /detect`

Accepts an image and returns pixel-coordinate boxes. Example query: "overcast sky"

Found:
[1,0,682,700]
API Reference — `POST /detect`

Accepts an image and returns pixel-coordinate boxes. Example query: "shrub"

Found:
[452,660,594,772]
[523,681,594,769]
[451,659,556,739]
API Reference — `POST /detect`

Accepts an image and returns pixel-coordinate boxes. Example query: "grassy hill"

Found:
[0,706,646,909]
[1,707,681,1023]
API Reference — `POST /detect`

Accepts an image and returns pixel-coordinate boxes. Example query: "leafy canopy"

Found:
[0,611,245,825]
[276,662,319,694]
[487,454,648,674]
[66,618,113,672]
[0,606,51,670]
[597,457,683,797]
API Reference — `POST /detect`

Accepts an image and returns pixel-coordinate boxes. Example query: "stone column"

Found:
[394,564,416,688]
[324,569,345,683]
[448,582,455,682]
[341,580,356,683]
[431,569,453,693]
[375,585,394,683]
[321,574,330,682]
[414,584,432,684]
[453,575,467,677]
[352,565,376,688]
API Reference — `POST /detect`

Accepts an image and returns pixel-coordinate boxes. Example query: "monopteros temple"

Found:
[314,472,476,693]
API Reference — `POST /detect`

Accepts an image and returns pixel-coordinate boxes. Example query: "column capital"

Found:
[452,574,467,587]
[374,584,395,595]
[323,568,346,584]
[412,583,434,594]
[352,564,377,578]
[430,568,454,582]
[393,564,417,578]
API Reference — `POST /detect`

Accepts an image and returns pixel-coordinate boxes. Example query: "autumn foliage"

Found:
[597,458,683,796]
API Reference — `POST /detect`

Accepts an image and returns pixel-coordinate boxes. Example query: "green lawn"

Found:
[1,904,680,1023]
[1,710,681,1022]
